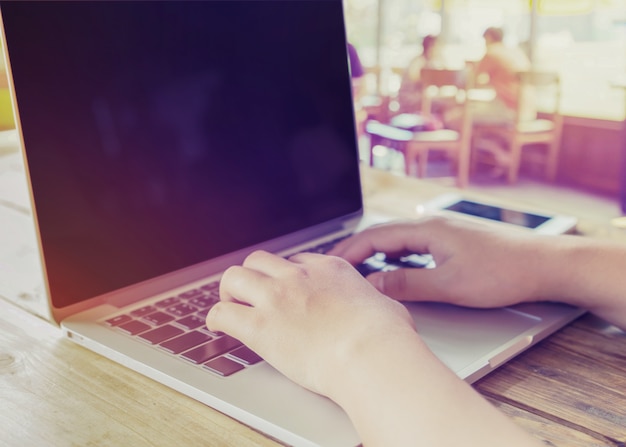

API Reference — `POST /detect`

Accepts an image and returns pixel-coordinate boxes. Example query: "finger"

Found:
[329,221,436,265]
[219,264,271,307]
[205,301,259,344]
[242,250,297,275]
[366,268,451,303]
[288,251,331,264]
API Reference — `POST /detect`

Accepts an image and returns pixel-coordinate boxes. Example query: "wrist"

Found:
[322,322,428,411]
[529,235,603,308]
[521,235,569,302]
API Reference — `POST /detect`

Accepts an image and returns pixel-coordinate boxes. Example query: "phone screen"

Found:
[445,200,550,229]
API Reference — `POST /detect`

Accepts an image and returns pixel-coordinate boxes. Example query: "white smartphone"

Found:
[422,193,578,235]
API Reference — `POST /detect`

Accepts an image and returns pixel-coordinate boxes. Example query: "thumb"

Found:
[367,268,446,302]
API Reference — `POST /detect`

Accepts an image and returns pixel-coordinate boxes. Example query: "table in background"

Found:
[610,77,626,213]
[1,162,625,447]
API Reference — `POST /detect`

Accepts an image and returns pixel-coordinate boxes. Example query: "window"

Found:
[345,0,626,120]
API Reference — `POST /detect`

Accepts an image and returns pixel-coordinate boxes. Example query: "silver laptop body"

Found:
[1,1,584,446]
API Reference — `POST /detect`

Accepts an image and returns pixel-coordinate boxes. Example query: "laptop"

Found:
[1,1,584,446]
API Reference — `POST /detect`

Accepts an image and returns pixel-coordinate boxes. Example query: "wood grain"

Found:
[1,165,624,446]
[477,315,626,445]
[0,298,279,447]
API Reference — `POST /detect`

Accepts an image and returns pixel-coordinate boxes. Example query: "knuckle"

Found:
[290,263,311,281]
[326,255,356,275]
[219,265,242,290]
[243,249,268,266]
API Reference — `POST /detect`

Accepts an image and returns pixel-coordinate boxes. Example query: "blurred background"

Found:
[345,0,626,215]
[345,0,625,121]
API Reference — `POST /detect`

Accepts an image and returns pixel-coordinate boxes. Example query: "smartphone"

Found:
[422,193,578,235]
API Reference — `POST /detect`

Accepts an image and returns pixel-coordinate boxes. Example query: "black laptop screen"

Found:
[1,0,362,308]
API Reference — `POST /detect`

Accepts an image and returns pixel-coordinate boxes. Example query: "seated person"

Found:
[347,42,365,102]
[347,42,369,136]
[465,27,533,172]
[470,26,531,125]
[207,216,626,446]
[397,34,443,113]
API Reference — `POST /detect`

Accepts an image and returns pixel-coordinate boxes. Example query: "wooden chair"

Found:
[472,71,563,184]
[365,68,472,188]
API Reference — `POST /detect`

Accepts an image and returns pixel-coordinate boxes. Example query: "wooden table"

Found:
[1,157,625,446]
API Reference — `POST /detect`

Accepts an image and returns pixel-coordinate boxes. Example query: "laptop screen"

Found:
[1,0,362,308]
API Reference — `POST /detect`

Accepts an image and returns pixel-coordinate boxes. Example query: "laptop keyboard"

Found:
[104,281,262,377]
[103,236,432,378]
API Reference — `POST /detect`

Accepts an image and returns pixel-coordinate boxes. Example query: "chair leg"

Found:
[417,149,429,178]
[403,150,412,176]
[403,144,424,178]
[368,135,378,167]
[507,141,523,184]
[545,140,560,182]
[456,144,470,188]
[469,134,482,175]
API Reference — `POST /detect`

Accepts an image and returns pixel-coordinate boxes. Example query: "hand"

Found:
[328,216,552,308]
[205,250,416,397]
[206,246,546,447]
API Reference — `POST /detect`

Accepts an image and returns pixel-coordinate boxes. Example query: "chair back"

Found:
[471,70,564,184]
[420,68,472,142]
[413,68,473,187]
[516,71,561,123]
[419,68,469,115]
[420,68,469,89]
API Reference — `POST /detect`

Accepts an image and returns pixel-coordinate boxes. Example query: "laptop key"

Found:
[188,296,218,309]
[118,320,151,335]
[159,330,212,354]
[155,297,180,308]
[228,345,263,365]
[386,254,433,269]
[176,314,206,330]
[200,282,219,292]
[178,288,204,300]
[138,324,184,345]
[355,256,387,277]
[165,303,198,317]
[105,314,133,327]
[131,305,157,317]
[203,356,245,377]
[195,308,210,319]
[142,311,175,326]
[180,335,242,364]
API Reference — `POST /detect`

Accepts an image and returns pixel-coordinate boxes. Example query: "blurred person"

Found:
[397,34,443,113]
[347,42,365,101]
[471,26,531,124]
[347,42,370,137]
[467,26,532,173]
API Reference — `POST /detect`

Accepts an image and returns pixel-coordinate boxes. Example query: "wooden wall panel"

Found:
[555,117,625,195]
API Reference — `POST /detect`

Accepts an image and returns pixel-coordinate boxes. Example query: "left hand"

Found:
[205,250,415,397]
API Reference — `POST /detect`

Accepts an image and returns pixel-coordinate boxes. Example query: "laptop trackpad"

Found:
[406,302,539,376]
